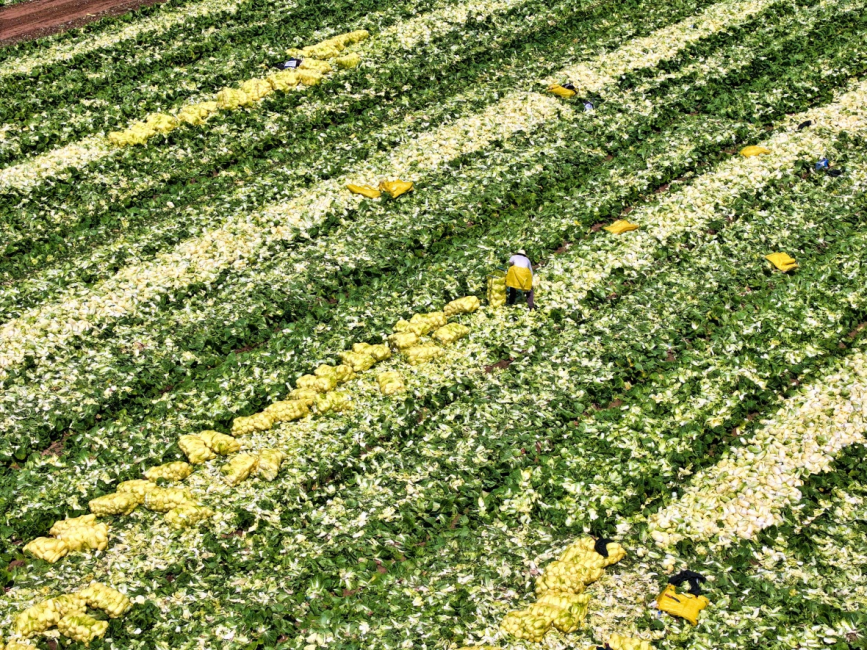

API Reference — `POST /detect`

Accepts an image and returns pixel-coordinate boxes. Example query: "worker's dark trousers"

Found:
[507,287,535,309]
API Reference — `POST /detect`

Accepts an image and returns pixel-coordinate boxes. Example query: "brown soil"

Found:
[0,0,167,45]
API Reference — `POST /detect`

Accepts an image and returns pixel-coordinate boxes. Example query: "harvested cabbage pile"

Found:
[501,537,626,642]
[377,371,406,395]
[263,400,310,423]
[257,449,286,481]
[339,350,376,372]
[22,537,69,563]
[353,342,391,361]
[13,582,130,644]
[57,612,108,645]
[108,29,369,147]
[388,331,418,350]
[395,311,447,336]
[116,479,158,498]
[297,373,338,393]
[487,273,507,307]
[444,295,480,317]
[144,487,195,513]
[222,454,259,486]
[316,391,352,414]
[403,344,443,365]
[232,412,274,436]
[144,461,192,482]
[608,633,653,650]
[89,492,139,516]
[433,322,469,345]
[178,434,216,464]
[165,503,215,529]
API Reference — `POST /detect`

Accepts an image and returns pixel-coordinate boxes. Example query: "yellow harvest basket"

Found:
[604,219,639,234]
[765,252,798,272]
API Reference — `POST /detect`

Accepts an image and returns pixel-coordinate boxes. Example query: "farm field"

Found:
[1,0,867,648]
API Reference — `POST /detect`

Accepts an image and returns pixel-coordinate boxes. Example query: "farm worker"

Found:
[505,249,536,309]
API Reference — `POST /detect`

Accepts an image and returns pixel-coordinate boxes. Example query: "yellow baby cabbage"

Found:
[198,430,241,455]
[297,373,338,393]
[144,461,192,483]
[116,479,158,498]
[299,59,333,74]
[176,101,219,126]
[339,350,377,372]
[178,434,216,464]
[89,492,140,516]
[222,454,260,486]
[316,391,352,414]
[765,252,798,272]
[353,342,391,361]
[6,642,40,650]
[378,371,406,396]
[444,296,480,317]
[335,53,362,69]
[165,503,214,529]
[240,78,273,102]
[535,591,592,633]
[58,613,109,645]
[14,599,63,636]
[347,184,382,198]
[604,219,639,234]
[740,145,771,157]
[49,514,97,537]
[216,88,252,110]
[403,344,443,366]
[388,331,419,350]
[78,582,132,618]
[232,411,274,436]
[107,123,154,146]
[548,83,577,98]
[379,179,414,198]
[144,487,195,513]
[500,609,552,643]
[267,69,299,91]
[560,537,626,567]
[608,633,653,650]
[315,364,355,383]
[263,400,310,424]
[535,560,604,595]
[144,113,178,133]
[398,312,447,336]
[23,537,69,563]
[433,323,470,345]
[487,272,507,307]
[56,522,109,553]
[296,70,323,86]
[257,449,286,481]
[289,387,319,405]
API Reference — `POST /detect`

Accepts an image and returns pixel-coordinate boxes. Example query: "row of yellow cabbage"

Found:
[11,582,131,646]
[228,295,478,437]
[107,30,369,146]
[499,538,638,645]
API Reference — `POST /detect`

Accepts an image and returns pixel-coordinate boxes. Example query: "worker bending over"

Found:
[505,249,535,309]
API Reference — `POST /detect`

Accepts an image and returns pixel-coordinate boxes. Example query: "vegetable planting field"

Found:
[2,0,867,647]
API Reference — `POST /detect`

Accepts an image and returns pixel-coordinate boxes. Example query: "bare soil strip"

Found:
[1,0,166,46]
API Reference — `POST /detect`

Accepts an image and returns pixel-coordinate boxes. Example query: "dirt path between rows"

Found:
[0,0,166,45]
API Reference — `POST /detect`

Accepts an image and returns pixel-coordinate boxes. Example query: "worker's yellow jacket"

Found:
[505,266,533,291]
